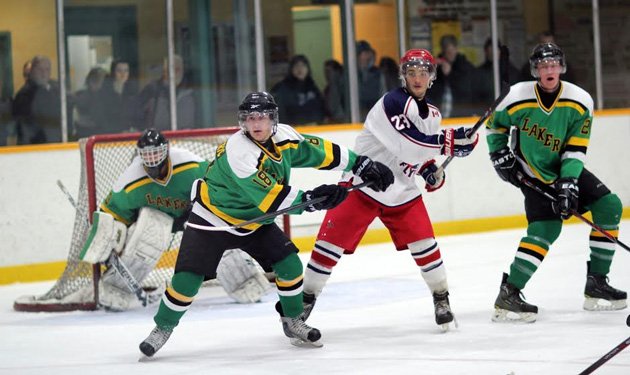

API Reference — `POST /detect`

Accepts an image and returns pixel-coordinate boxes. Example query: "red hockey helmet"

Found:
[399,49,437,85]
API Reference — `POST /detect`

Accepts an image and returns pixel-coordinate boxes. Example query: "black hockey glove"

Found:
[441,127,478,157]
[172,208,191,232]
[303,184,349,212]
[552,177,579,220]
[418,159,445,192]
[490,147,522,188]
[352,155,394,192]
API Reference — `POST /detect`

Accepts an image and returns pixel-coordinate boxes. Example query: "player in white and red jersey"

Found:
[301,49,479,330]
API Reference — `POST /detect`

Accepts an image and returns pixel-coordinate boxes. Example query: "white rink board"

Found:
[0,114,629,267]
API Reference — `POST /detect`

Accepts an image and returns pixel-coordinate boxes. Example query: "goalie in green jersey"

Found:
[486,43,626,323]
[139,92,394,356]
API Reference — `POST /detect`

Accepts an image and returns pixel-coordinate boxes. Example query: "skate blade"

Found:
[439,316,459,332]
[583,297,627,311]
[138,354,154,362]
[491,308,536,323]
[289,337,323,348]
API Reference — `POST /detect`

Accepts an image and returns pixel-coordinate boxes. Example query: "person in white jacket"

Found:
[301,49,479,331]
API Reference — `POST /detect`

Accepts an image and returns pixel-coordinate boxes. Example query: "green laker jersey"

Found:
[200,123,358,231]
[486,81,593,183]
[100,148,210,225]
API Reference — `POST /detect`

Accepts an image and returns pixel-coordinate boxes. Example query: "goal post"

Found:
[14,128,290,312]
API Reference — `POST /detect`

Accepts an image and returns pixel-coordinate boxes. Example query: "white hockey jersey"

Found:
[341,87,443,206]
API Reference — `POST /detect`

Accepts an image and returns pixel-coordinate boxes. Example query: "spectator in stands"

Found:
[427,34,474,118]
[322,59,346,124]
[356,40,385,119]
[22,60,32,83]
[73,67,107,139]
[138,55,195,131]
[472,38,520,108]
[271,54,325,125]
[100,58,139,134]
[379,56,400,92]
[9,55,62,145]
[519,31,575,83]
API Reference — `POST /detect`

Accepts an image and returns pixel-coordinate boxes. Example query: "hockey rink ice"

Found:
[1,221,629,375]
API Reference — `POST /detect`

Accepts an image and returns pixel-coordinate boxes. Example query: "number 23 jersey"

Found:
[342,87,444,206]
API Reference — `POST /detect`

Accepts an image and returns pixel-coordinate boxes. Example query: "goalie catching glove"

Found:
[441,127,478,157]
[303,184,348,212]
[352,155,395,192]
[418,159,445,192]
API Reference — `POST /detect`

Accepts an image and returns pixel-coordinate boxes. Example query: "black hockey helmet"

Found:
[137,128,169,179]
[529,42,566,78]
[238,91,279,136]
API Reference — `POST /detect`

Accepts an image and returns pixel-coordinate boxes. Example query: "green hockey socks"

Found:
[154,271,204,330]
[272,252,304,318]
[588,193,622,275]
[508,220,562,290]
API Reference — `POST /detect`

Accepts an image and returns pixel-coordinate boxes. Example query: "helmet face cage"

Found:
[529,43,567,78]
[238,109,279,136]
[138,143,169,168]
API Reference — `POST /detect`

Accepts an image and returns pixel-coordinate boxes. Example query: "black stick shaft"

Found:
[578,336,630,375]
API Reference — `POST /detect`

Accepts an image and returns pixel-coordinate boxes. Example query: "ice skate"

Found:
[139,325,173,359]
[492,273,537,323]
[299,292,317,322]
[276,302,323,348]
[433,291,458,331]
[583,261,627,311]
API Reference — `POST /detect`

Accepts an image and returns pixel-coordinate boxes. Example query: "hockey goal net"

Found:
[14,128,290,312]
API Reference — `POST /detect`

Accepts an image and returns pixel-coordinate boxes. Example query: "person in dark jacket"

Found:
[99,58,140,134]
[427,35,475,118]
[356,41,385,119]
[271,55,325,125]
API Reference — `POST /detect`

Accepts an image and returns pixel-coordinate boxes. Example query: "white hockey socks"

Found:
[304,240,345,296]
[408,238,448,293]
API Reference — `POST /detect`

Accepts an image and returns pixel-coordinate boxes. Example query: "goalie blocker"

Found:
[81,207,271,310]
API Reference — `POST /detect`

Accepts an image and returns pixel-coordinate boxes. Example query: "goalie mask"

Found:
[399,49,437,88]
[529,42,566,78]
[238,91,279,137]
[137,128,169,180]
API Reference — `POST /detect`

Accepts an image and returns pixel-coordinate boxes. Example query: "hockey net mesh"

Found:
[14,128,287,312]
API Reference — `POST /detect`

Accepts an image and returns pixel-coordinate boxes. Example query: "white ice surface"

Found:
[1,222,629,375]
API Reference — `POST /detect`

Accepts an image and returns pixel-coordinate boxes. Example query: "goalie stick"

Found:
[185,180,373,232]
[434,45,512,177]
[519,177,630,252]
[56,180,151,307]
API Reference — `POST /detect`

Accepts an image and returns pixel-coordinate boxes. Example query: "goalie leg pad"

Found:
[216,249,272,303]
[99,268,135,311]
[101,207,173,292]
[80,211,127,264]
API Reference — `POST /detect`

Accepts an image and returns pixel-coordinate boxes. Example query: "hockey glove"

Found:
[352,155,395,192]
[303,184,349,212]
[490,147,522,188]
[441,127,478,157]
[552,177,579,220]
[418,159,445,192]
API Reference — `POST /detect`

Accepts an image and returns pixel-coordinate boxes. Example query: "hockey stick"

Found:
[519,177,630,252]
[578,317,630,374]
[56,180,150,307]
[434,45,512,177]
[185,180,374,232]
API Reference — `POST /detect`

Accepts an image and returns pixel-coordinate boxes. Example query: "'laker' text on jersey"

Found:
[195,123,357,235]
[486,81,593,183]
[100,148,210,225]
[342,87,443,206]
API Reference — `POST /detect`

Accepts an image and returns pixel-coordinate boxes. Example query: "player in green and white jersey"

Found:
[486,43,626,323]
[139,92,394,356]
